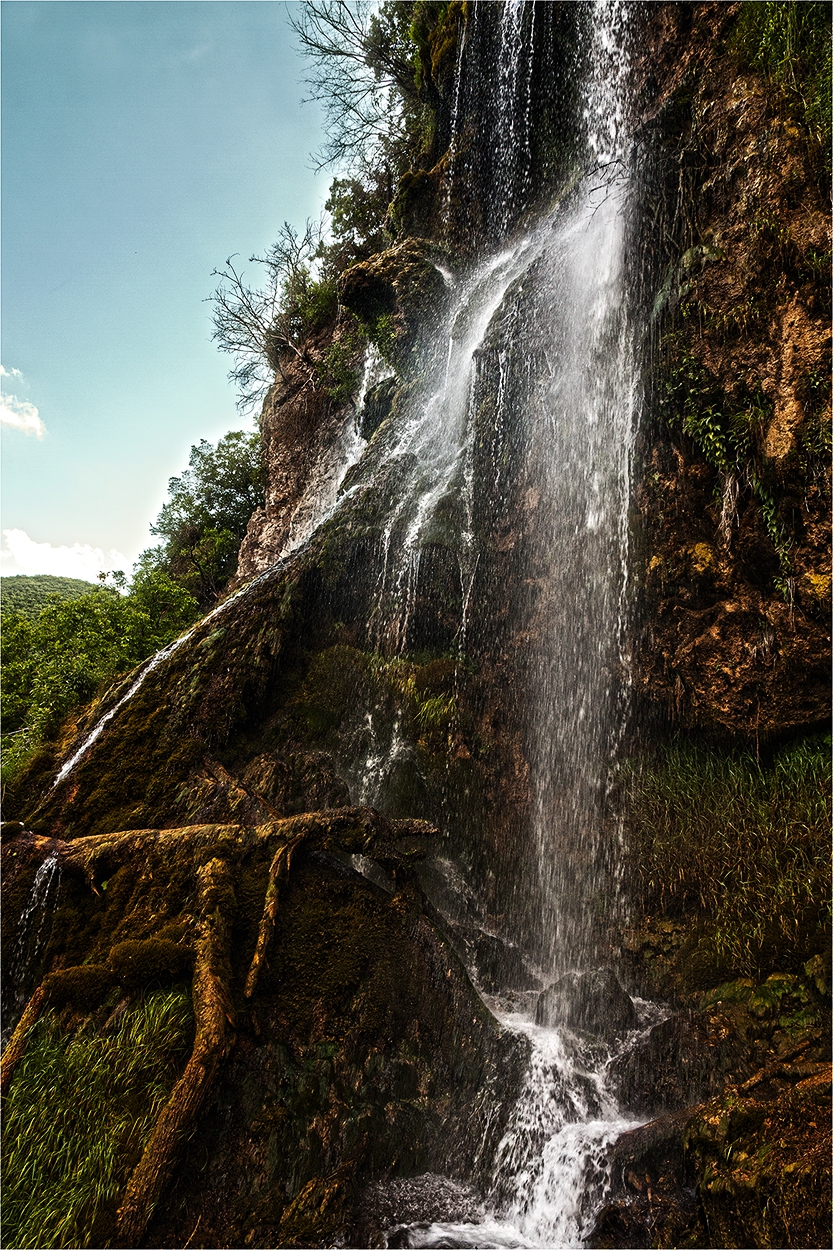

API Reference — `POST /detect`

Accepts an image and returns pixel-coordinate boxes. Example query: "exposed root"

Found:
[0,984,46,1097]
[245,831,307,998]
[115,857,236,1247]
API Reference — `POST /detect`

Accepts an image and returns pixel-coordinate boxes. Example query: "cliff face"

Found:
[635,1,831,738]
[2,4,830,1248]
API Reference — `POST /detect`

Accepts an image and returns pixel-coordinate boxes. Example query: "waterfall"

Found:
[2,854,62,1049]
[379,2,647,1243]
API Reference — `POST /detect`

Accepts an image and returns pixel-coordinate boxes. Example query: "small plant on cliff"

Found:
[734,0,832,158]
[2,988,192,1249]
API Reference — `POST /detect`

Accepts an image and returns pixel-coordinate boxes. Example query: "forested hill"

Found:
[1,575,108,621]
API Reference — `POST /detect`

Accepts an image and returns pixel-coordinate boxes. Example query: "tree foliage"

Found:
[1,429,264,782]
[140,429,265,606]
[1,570,200,781]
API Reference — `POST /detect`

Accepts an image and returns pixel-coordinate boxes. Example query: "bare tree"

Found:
[288,0,420,171]
[209,220,323,412]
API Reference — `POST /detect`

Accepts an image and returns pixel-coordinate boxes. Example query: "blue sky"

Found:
[1,0,327,579]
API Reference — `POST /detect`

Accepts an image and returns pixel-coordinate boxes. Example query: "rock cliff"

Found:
[2,3,829,1247]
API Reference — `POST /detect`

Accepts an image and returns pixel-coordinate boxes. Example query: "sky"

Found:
[1,0,328,580]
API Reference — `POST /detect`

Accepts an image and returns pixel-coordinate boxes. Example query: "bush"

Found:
[0,572,199,785]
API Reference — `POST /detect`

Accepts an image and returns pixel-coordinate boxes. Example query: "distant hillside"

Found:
[0,574,111,620]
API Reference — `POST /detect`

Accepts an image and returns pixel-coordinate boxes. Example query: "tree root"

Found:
[245,830,307,998]
[115,856,236,1248]
[0,983,46,1097]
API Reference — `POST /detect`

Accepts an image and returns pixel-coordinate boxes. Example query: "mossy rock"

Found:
[108,937,195,988]
[42,963,114,1009]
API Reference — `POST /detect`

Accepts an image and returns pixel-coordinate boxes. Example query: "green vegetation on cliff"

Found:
[2,988,192,1250]
[735,0,832,155]
[626,734,831,984]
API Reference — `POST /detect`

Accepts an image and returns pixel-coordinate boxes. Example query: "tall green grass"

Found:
[625,735,831,979]
[735,1,832,154]
[2,987,192,1249]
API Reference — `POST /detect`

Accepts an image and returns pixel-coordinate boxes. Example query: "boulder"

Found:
[534,967,638,1038]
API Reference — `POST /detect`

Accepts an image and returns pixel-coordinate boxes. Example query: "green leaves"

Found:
[1,576,199,782]
[142,429,264,609]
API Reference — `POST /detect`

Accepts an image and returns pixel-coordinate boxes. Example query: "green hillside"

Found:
[0,574,111,621]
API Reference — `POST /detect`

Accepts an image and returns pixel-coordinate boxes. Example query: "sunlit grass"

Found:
[2,986,192,1249]
[625,734,831,978]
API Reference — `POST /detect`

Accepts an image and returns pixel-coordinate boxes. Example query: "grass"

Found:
[625,734,831,979]
[2,987,193,1249]
[734,1,832,156]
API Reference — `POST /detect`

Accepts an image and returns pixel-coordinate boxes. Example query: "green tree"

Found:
[140,429,265,607]
[1,574,199,783]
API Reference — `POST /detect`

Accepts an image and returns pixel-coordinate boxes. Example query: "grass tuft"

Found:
[625,734,831,979]
[2,986,192,1249]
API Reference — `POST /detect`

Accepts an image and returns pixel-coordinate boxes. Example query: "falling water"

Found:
[2,855,62,1049]
[378,1,645,1243]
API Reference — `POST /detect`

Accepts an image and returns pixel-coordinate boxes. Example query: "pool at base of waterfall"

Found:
[379,1001,664,1250]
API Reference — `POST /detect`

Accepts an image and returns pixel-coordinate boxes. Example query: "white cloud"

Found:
[1,395,46,438]
[1,529,127,580]
[1,366,46,437]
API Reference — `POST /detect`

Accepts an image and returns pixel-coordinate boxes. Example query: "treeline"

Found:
[1,431,263,784]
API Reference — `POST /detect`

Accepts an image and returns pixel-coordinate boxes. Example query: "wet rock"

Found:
[534,967,637,1038]
[587,1107,705,1249]
[356,1174,484,1249]
[611,1008,755,1114]
[360,377,398,441]
[446,923,541,995]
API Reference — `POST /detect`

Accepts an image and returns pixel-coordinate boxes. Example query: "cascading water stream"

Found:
[383,2,647,1244]
[2,854,62,1049]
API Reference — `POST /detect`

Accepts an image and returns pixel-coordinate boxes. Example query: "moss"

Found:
[108,938,195,988]
[42,964,114,1010]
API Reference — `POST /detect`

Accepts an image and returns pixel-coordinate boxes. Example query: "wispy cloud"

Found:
[1,366,46,438]
[1,529,127,580]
